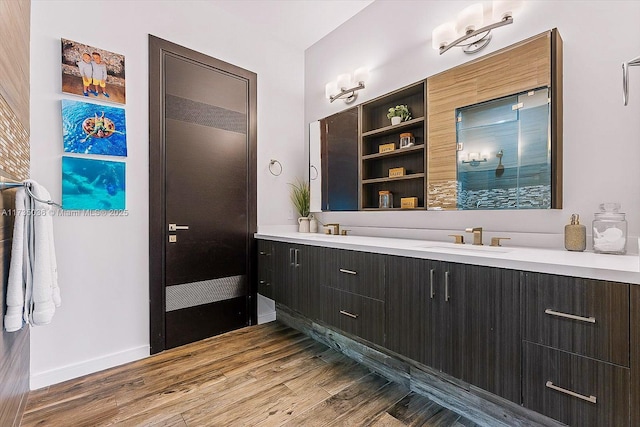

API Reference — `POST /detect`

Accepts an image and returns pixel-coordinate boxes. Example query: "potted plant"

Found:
[289,178,310,232]
[387,105,412,125]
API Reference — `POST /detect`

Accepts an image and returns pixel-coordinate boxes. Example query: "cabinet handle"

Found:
[259,251,270,256]
[444,271,450,302]
[429,269,435,299]
[259,280,270,286]
[289,248,295,266]
[294,249,300,267]
[339,310,358,319]
[545,381,597,404]
[544,309,596,324]
[339,268,357,275]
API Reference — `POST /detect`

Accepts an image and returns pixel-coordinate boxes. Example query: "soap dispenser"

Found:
[564,214,586,252]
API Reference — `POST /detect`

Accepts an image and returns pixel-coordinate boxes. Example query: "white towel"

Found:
[4,180,60,332]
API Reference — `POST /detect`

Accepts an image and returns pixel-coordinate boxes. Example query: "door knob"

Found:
[168,223,190,231]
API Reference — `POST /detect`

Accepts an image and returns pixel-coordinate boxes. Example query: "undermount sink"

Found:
[415,242,512,254]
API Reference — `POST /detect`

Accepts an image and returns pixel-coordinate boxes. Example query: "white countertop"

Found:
[255,228,640,284]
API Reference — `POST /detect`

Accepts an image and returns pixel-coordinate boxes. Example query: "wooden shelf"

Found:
[362,145,424,161]
[362,173,425,185]
[362,117,425,138]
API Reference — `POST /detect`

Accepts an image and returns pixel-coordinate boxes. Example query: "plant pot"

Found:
[298,217,310,233]
[391,116,402,125]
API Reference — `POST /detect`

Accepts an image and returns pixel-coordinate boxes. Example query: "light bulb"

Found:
[456,3,484,35]
[432,22,458,49]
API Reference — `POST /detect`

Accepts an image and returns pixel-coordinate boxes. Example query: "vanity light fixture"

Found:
[623,55,640,105]
[432,0,523,55]
[325,67,370,103]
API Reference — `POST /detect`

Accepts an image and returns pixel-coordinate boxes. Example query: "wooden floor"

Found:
[22,322,480,427]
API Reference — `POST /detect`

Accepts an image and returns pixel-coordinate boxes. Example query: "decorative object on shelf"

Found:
[268,159,282,176]
[592,203,627,254]
[622,55,640,105]
[399,132,415,148]
[289,178,310,232]
[378,190,393,208]
[564,214,586,252]
[379,143,396,154]
[389,167,406,178]
[325,68,370,104]
[432,1,523,55]
[401,197,418,209]
[386,105,411,125]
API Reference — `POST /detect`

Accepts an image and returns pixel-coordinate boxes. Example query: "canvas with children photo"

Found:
[61,38,126,105]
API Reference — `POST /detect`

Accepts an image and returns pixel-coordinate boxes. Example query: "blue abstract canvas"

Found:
[62,156,126,210]
[62,99,127,156]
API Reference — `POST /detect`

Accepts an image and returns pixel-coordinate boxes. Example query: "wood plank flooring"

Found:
[21,321,480,427]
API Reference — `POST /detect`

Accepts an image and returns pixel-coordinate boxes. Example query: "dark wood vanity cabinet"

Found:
[259,239,638,426]
[387,257,521,403]
[522,272,632,426]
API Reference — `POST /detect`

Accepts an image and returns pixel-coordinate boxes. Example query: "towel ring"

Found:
[310,165,318,181]
[269,159,283,176]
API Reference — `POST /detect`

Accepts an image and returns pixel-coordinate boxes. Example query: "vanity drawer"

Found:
[523,272,629,366]
[327,249,385,300]
[523,342,630,427]
[320,286,385,346]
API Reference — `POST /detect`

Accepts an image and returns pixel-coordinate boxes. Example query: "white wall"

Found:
[30,0,305,388]
[306,1,640,244]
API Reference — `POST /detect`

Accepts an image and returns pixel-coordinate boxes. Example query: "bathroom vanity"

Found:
[256,230,640,427]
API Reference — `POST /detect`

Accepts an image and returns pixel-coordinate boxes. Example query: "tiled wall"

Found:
[0,93,29,181]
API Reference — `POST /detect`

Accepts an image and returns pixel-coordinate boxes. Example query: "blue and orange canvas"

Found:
[62,99,127,156]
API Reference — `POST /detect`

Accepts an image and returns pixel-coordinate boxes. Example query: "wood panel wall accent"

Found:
[0,0,30,181]
[426,29,562,209]
[0,1,31,425]
[0,0,30,130]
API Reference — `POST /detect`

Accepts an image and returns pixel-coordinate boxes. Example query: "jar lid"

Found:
[399,133,413,138]
[379,190,391,195]
[594,212,626,220]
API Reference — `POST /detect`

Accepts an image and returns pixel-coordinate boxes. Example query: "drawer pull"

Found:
[444,271,450,302]
[259,280,270,286]
[544,309,596,324]
[259,251,270,256]
[339,310,358,319]
[545,381,597,404]
[339,268,358,275]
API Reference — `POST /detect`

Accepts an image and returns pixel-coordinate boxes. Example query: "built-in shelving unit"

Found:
[359,81,427,210]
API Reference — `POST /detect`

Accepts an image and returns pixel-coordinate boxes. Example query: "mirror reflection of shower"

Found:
[455,87,551,210]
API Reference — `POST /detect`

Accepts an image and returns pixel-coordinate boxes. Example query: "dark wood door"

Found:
[149,36,257,352]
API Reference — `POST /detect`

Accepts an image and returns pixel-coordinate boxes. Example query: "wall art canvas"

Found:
[61,38,126,104]
[62,156,126,210]
[62,99,127,156]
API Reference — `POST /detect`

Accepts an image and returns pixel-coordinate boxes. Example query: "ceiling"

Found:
[212,0,375,51]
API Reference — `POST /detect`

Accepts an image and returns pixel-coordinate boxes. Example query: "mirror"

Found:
[309,108,358,211]
[310,29,562,212]
[455,87,551,209]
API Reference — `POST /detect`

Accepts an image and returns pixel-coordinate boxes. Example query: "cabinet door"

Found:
[386,256,438,365]
[462,265,521,403]
[432,262,467,381]
[271,242,294,307]
[257,240,273,299]
[523,272,630,366]
[337,289,385,346]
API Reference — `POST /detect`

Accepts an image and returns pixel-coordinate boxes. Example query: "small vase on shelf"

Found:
[391,116,402,125]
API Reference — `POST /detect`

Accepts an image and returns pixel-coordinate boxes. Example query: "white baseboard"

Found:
[30,345,149,390]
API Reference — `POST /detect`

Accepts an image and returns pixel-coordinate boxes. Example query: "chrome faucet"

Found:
[465,227,483,245]
[324,223,340,235]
